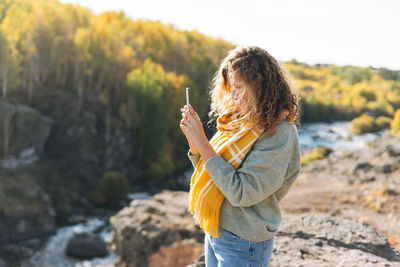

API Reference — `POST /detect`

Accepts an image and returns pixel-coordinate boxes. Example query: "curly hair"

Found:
[207,45,302,136]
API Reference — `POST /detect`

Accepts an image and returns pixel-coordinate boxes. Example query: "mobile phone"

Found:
[186,87,190,106]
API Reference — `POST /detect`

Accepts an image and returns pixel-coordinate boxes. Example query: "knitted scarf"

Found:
[187,105,264,238]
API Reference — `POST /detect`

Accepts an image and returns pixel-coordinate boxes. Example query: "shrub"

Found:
[375,116,392,130]
[143,141,175,182]
[350,113,379,134]
[91,171,131,205]
[301,146,334,166]
[55,202,73,223]
[145,156,174,181]
[391,109,400,136]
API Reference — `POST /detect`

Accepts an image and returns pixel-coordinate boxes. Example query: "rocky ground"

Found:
[107,131,400,267]
[280,130,400,253]
[268,212,400,266]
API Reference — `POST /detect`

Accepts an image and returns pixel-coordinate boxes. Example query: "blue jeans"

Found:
[205,226,274,267]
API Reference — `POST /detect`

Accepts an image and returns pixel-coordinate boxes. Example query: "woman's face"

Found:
[228,70,248,102]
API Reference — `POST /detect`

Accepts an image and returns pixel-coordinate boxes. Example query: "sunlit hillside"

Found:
[285,60,400,123]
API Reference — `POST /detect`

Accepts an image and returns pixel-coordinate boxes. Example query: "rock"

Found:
[382,145,400,157]
[352,162,374,174]
[380,164,394,173]
[187,253,205,267]
[0,243,35,260]
[359,175,376,184]
[109,190,203,267]
[36,89,145,220]
[311,133,320,140]
[66,214,86,225]
[43,94,143,186]
[149,239,204,267]
[0,171,56,246]
[0,100,53,169]
[65,232,109,259]
[272,213,400,266]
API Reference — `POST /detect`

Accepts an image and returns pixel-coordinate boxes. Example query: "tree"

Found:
[0,31,9,98]
[124,59,171,162]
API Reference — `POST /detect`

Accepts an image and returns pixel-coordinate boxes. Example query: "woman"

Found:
[179,45,301,267]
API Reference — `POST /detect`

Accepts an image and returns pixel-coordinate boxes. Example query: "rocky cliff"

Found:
[0,100,56,246]
[0,94,144,250]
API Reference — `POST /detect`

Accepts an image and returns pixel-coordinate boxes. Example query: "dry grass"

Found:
[357,183,399,214]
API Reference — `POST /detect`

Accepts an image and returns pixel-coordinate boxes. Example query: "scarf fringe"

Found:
[188,182,224,237]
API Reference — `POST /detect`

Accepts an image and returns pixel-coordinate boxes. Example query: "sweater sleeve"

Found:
[187,148,201,169]
[203,123,295,208]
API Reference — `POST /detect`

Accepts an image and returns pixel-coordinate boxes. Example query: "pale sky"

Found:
[60,0,400,70]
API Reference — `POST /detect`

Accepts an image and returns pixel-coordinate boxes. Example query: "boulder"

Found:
[271,212,400,266]
[0,100,53,169]
[109,190,203,267]
[149,239,204,267]
[65,232,109,259]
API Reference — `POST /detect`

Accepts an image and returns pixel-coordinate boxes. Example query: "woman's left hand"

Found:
[180,104,208,149]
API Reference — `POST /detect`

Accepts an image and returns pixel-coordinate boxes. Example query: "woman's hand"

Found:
[179,104,207,150]
[180,105,217,162]
[180,104,217,162]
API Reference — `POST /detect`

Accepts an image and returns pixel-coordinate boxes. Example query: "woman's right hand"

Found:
[179,105,200,154]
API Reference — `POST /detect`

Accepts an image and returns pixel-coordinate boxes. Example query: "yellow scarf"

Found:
[187,105,264,237]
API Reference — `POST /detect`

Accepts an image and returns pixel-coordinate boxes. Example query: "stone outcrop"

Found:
[0,95,144,250]
[109,190,203,267]
[0,171,56,246]
[0,100,56,247]
[0,100,53,169]
[271,212,400,266]
[31,89,146,224]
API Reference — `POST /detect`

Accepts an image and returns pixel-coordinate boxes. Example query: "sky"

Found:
[60,0,400,70]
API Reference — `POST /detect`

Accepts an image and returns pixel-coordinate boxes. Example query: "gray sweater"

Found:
[187,120,301,242]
